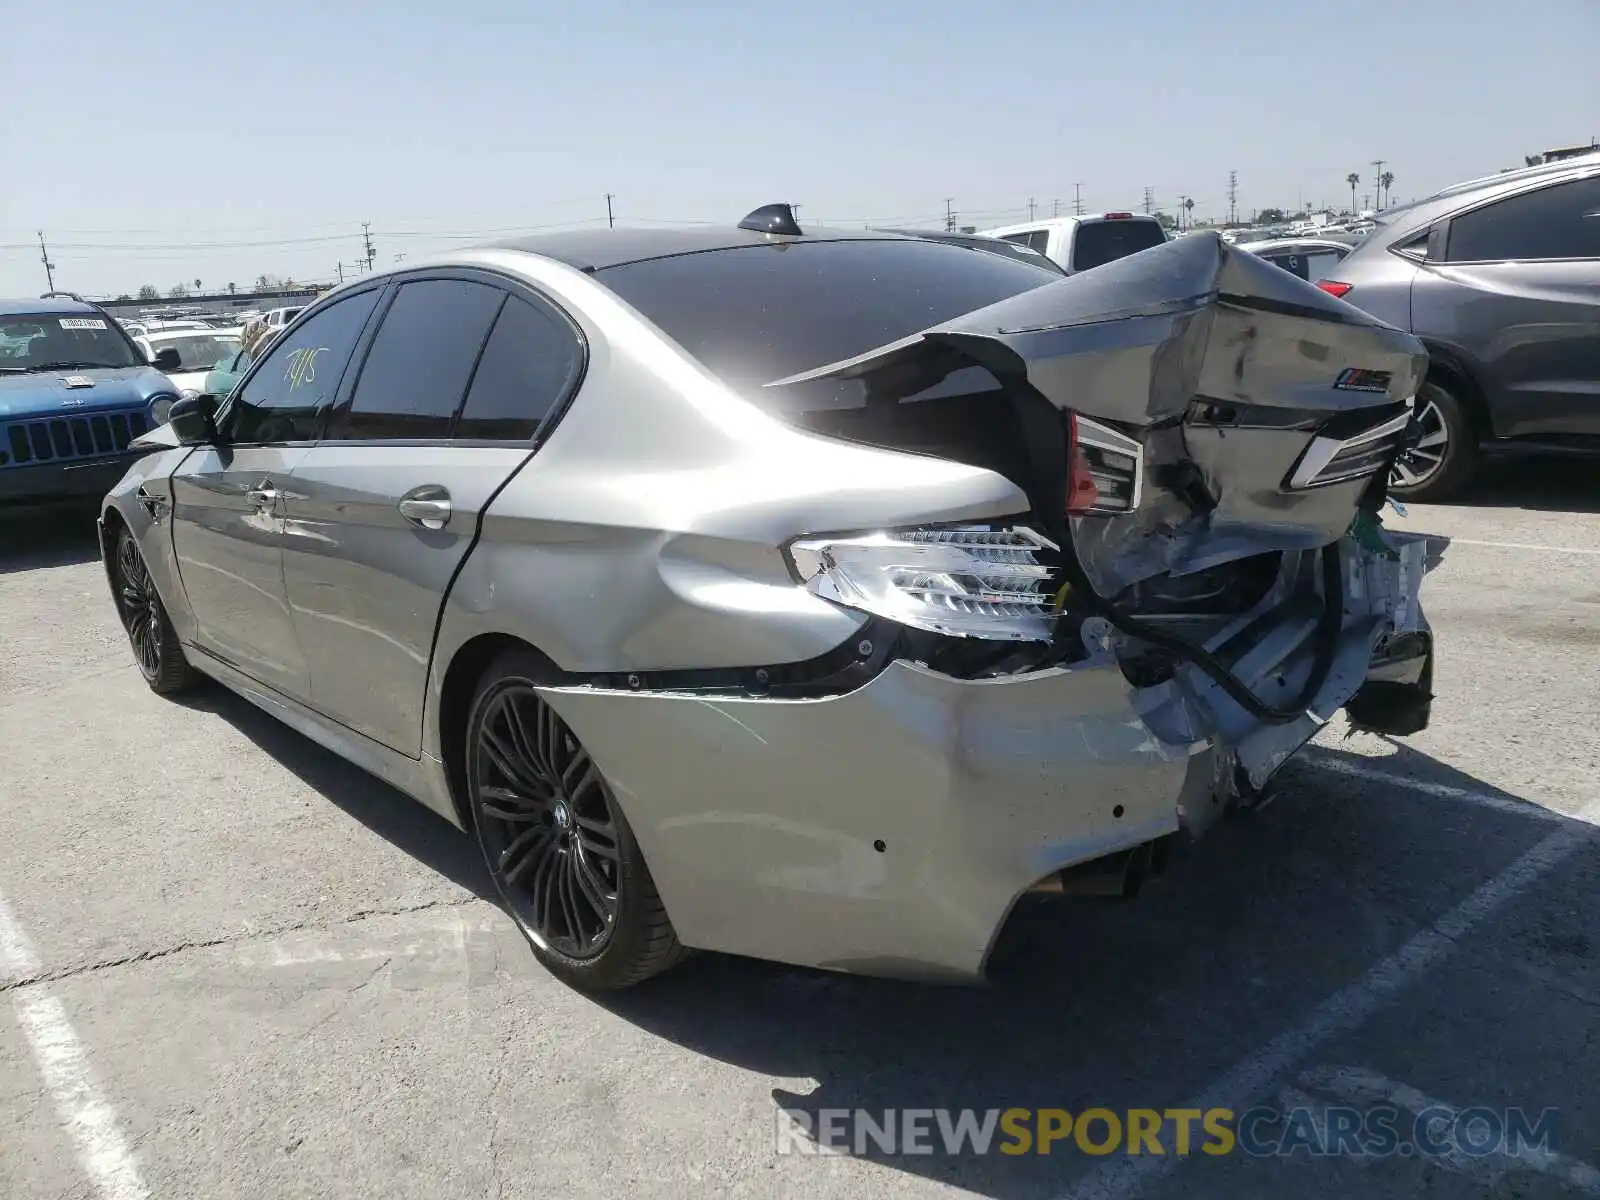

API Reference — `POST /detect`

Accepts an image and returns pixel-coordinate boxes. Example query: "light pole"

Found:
[1370,160,1386,210]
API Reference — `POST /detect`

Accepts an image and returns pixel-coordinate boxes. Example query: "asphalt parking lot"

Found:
[1,457,1597,1200]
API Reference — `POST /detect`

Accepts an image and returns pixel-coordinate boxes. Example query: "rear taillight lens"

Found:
[1064,411,1101,514]
[787,526,1059,642]
[1316,280,1353,298]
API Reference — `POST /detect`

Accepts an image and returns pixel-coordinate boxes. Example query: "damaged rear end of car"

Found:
[527,229,1440,983]
[759,235,1437,877]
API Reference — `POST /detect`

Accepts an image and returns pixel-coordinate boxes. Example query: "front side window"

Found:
[223,289,381,444]
[0,313,141,371]
[1446,178,1600,262]
[455,294,584,440]
[334,279,503,440]
[150,332,241,370]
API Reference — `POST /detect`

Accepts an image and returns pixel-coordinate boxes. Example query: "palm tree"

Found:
[193,278,203,293]
[1379,171,1394,208]
[1346,173,1360,215]
[1183,196,1195,228]
[227,282,236,295]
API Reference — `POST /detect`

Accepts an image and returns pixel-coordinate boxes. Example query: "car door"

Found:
[167,287,382,700]
[280,274,584,756]
[1412,175,1600,437]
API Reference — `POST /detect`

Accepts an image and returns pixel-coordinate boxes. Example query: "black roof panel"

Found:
[484,226,901,271]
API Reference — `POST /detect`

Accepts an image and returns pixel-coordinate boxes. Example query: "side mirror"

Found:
[152,346,182,370]
[168,393,220,445]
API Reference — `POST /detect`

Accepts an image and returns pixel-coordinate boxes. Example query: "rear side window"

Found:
[597,238,1055,408]
[455,295,583,440]
[335,279,503,440]
[1001,230,1051,254]
[1446,178,1600,261]
[1071,220,1166,271]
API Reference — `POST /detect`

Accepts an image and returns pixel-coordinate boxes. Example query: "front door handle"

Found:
[398,493,452,530]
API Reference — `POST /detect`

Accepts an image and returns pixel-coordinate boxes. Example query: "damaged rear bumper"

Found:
[537,529,1436,984]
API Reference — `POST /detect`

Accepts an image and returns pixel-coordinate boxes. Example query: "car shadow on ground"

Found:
[0,505,102,574]
[591,739,1597,1199]
[1446,456,1600,514]
[172,683,498,905]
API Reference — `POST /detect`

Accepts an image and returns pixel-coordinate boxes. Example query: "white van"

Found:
[978,213,1168,275]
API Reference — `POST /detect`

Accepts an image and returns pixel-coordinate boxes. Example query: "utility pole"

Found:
[1226,170,1239,226]
[1052,198,1060,218]
[1028,196,1036,221]
[605,193,615,229]
[362,221,376,272]
[1142,186,1154,215]
[37,231,55,292]
[1073,184,1084,216]
[944,198,955,232]
[1177,195,1189,230]
[1370,160,1385,210]
[336,262,345,284]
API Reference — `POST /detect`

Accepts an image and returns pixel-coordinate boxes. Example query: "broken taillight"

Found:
[1065,411,1101,514]
[1315,279,1353,298]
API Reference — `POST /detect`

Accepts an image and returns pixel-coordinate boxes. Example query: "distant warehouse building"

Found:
[97,287,325,320]
[1540,142,1597,163]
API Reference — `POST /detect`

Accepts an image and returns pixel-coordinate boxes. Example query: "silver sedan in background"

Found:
[101,209,1439,991]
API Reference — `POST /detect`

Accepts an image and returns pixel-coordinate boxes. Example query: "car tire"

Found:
[1388,380,1481,503]
[112,527,197,695]
[465,650,688,991]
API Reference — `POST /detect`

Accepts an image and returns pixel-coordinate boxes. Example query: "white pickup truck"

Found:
[979,213,1168,275]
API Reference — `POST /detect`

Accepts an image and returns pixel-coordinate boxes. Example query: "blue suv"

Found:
[1,293,180,507]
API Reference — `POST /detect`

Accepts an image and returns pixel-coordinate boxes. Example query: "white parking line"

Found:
[1289,1065,1600,1193]
[0,887,149,1200]
[1065,792,1600,1200]
[1307,756,1597,826]
[1430,536,1600,557]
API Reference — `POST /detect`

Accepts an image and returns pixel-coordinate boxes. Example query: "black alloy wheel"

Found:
[113,527,195,695]
[466,651,686,990]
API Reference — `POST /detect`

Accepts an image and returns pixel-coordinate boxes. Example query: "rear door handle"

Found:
[398,493,452,530]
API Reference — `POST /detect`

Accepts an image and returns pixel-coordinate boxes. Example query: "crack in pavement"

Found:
[0,894,482,994]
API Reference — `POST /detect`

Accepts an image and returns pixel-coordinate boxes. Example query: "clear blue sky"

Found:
[2,0,1594,297]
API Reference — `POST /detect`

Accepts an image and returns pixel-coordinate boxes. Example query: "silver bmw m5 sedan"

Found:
[100,206,1440,991]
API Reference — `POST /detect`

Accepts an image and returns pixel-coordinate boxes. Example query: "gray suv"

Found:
[1315,154,1600,500]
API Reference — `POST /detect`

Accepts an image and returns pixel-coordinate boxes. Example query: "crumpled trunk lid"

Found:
[767,231,1429,599]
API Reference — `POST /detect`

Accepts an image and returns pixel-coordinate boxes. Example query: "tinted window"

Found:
[597,239,1055,412]
[1302,248,1347,280]
[1446,178,1600,261]
[455,295,582,440]
[224,290,380,444]
[336,279,503,440]
[1261,251,1309,279]
[1071,220,1166,271]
